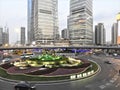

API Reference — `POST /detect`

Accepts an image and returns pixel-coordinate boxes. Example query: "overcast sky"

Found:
[0,0,120,44]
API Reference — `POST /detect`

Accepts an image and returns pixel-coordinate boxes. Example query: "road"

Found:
[0,54,120,90]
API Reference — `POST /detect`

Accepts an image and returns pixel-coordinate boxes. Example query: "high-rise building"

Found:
[0,27,3,46]
[116,13,120,35]
[20,27,26,45]
[116,13,120,44]
[68,0,93,46]
[111,23,118,45]
[95,23,106,45]
[61,29,69,39]
[28,0,59,45]
[2,26,9,45]
[28,0,35,44]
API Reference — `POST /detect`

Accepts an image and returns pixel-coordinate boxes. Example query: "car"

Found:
[14,81,36,90]
[104,61,111,64]
[113,53,118,57]
[20,53,34,58]
[2,58,11,63]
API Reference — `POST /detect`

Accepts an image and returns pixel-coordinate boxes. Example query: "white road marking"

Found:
[99,85,106,89]
[106,83,111,86]
[115,83,120,87]
[109,80,115,83]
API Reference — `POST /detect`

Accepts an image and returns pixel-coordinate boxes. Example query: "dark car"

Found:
[104,61,111,64]
[14,81,36,90]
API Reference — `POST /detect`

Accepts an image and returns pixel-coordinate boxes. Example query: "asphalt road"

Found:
[0,54,120,90]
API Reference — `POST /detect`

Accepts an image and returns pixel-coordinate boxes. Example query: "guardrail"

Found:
[0,46,120,50]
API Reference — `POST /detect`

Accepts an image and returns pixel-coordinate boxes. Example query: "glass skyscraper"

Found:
[28,0,59,45]
[111,23,118,45]
[20,27,26,45]
[28,0,34,44]
[95,23,106,45]
[0,27,3,46]
[68,0,93,46]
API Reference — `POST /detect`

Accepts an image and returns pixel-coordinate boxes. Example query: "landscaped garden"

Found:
[0,49,99,81]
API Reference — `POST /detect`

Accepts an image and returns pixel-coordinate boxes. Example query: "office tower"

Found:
[20,27,26,45]
[116,13,120,44]
[0,27,3,46]
[28,0,59,45]
[111,23,118,45]
[2,26,9,45]
[61,29,69,39]
[28,0,35,44]
[95,23,106,45]
[93,31,95,45]
[68,0,93,46]
[116,12,120,36]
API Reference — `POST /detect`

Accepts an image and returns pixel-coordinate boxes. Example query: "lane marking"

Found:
[99,85,106,89]
[106,83,111,86]
[109,80,115,83]
[115,83,120,87]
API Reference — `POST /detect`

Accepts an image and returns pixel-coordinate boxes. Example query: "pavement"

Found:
[0,54,120,90]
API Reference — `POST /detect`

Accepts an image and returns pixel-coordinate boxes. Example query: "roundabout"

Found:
[0,53,120,90]
[0,50,99,82]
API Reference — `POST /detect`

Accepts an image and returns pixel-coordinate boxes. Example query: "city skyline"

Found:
[0,0,120,44]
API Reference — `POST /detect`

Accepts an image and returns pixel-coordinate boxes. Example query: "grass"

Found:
[84,61,98,73]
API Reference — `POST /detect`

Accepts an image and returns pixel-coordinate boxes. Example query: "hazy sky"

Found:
[0,0,120,44]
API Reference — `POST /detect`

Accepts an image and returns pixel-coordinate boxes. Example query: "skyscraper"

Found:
[28,0,59,45]
[2,26,9,45]
[61,29,69,39]
[20,27,26,45]
[0,27,3,46]
[28,0,35,44]
[116,13,120,44]
[111,23,118,45]
[95,23,106,45]
[68,0,93,46]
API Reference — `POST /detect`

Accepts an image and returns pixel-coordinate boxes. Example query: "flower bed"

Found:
[0,60,99,81]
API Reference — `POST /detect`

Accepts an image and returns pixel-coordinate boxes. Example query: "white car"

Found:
[113,53,117,56]
[2,58,10,63]
[20,53,34,58]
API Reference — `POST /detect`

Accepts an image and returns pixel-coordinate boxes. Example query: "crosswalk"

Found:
[98,75,119,89]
